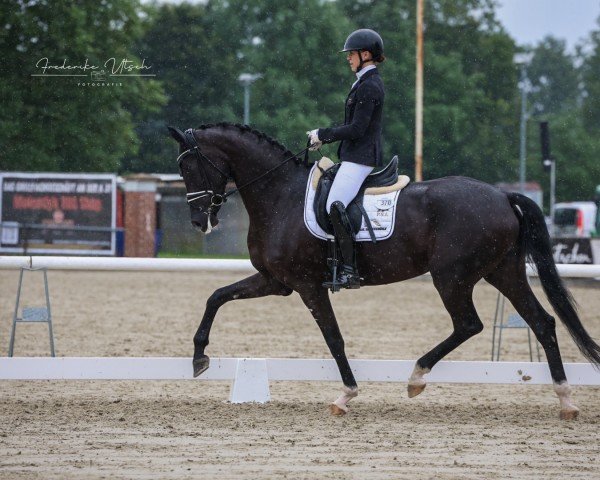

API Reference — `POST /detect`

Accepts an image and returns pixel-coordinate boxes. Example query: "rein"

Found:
[178,129,313,212]
[224,144,313,199]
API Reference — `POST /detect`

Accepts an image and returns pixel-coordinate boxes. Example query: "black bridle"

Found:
[176,129,230,214]
[177,128,312,215]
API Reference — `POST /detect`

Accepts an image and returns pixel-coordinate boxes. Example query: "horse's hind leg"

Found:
[192,272,292,377]
[408,278,483,397]
[485,256,579,419]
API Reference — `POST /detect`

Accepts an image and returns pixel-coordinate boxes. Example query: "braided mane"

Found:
[196,122,295,158]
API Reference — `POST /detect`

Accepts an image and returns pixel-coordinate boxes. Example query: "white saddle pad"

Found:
[303,158,410,242]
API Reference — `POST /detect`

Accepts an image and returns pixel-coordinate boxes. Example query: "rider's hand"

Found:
[306,129,322,151]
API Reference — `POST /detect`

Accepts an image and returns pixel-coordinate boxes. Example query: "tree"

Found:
[527,36,580,117]
[337,0,519,182]
[126,1,246,173]
[527,112,600,203]
[8,0,592,200]
[133,0,355,172]
[0,0,165,172]
[581,18,600,133]
[226,0,354,153]
[525,18,600,205]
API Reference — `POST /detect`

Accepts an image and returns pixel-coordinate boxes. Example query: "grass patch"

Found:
[157,251,250,260]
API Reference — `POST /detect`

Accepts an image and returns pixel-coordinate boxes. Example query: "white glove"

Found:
[306,129,322,151]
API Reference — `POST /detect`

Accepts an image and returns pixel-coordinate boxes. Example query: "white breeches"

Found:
[326,161,375,213]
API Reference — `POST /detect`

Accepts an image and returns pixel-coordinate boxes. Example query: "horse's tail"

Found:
[507,192,600,366]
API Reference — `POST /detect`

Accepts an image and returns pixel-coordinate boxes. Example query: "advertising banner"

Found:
[0,173,117,255]
[551,237,595,264]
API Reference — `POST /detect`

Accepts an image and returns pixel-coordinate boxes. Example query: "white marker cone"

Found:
[229,358,270,403]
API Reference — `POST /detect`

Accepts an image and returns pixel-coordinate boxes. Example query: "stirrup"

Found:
[323,265,362,292]
[323,232,362,293]
[337,266,361,289]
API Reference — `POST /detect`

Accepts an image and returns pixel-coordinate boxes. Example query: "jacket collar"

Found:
[355,64,377,82]
[349,67,379,93]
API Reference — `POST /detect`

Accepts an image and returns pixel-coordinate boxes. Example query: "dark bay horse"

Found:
[168,122,600,419]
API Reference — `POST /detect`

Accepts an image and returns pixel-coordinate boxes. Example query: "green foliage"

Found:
[1,0,598,205]
[528,111,600,203]
[235,0,353,151]
[0,0,165,172]
[526,27,600,206]
[131,0,353,171]
[337,0,518,182]
[581,22,600,131]
[527,36,579,116]
[124,1,245,172]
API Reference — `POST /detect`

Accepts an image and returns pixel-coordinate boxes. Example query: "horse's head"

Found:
[168,126,231,233]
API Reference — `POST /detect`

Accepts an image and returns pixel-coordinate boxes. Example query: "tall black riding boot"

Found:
[329,201,361,289]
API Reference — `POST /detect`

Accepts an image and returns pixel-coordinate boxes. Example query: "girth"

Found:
[313,156,399,238]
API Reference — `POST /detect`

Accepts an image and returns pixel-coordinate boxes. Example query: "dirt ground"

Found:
[0,269,599,479]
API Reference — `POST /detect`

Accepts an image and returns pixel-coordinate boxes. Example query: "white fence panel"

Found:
[1,357,599,403]
[0,256,254,272]
[1,256,600,277]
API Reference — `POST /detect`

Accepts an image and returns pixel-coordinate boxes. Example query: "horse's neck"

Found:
[231,151,308,222]
[201,127,310,225]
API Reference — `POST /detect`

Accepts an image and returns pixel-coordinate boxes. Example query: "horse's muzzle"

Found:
[191,211,219,234]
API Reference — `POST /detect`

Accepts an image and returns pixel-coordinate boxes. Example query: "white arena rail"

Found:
[1,357,599,403]
[0,256,254,272]
[1,256,600,277]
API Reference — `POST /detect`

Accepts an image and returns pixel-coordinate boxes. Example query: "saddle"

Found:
[313,156,399,237]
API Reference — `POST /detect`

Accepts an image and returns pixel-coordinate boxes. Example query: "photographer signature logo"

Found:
[90,70,107,82]
[32,57,155,87]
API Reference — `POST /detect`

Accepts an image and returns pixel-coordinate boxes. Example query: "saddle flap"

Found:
[314,163,362,235]
[312,156,401,236]
[305,161,410,243]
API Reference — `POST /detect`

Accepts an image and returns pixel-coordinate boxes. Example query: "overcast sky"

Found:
[495,0,600,51]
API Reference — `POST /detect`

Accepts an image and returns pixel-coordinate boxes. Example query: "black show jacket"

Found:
[318,68,384,167]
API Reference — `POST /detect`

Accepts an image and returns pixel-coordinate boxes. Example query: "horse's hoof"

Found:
[329,403,348,416]
[193,356,210,377]
[407,383,426,398]
[559,408,579,420]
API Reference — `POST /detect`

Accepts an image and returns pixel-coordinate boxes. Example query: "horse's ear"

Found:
[167,126,186,145]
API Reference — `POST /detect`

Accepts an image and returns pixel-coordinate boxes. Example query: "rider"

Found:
[307,28,386,289]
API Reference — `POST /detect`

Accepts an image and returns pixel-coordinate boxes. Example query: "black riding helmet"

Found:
[341,29,385,68]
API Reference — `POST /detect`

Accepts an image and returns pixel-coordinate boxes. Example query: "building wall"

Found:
[122,179,157,258]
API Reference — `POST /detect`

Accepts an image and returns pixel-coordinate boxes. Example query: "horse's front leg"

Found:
[193,272,292,377]
[298,286,358,416]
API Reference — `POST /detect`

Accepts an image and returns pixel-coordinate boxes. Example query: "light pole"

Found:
[414,0,424,182]
[546,158,556,219]
[540,121,556,220]
[238,73,262,125]
[514,53,533,195]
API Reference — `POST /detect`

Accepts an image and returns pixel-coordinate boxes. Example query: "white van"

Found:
[552,202,598,237]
